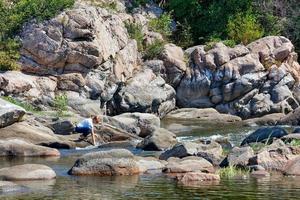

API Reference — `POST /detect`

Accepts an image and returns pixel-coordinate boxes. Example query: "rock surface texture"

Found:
[176,36,300,119]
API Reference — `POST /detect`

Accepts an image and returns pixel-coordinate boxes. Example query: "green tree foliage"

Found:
[53,93,68,117]
[149,12,172,38]
[227,12,264,44]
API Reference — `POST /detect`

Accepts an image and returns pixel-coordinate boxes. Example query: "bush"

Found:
[143,39,165,60]
[149,12,172,38]
[53,93,68,117]
[125,22,144,51]
[172,20,194,49]
[0,39,20,71]
[227,12,264,45]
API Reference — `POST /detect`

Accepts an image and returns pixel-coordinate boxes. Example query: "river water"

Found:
[1,120,300,200]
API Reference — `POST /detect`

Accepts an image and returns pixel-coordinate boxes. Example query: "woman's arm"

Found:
[91,128,96,146]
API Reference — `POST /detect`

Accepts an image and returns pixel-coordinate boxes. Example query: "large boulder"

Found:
[284,157,300,176]
[136,157,165,174]
[0,139,60,157]
[137,128,177,151]
[176,36,300,119]
[0,119,76,149]
[159,141,223,166]
[68,149,140,176]
[160,44,187,88]
[227,146,254,167]
[0,164,56,180]
[163,156,215,174]
[241,127,288,146]
[164,108,241,123]
[0,98,26,128]
[108,69,176,118]
[112,112,160,137]
[278,107,300,125]
[249,140,300,171]
[243,113,285,126]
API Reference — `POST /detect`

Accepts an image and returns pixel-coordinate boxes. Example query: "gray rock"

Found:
[68,149,140,176]
[243,113,285,126]
[163,156,215,174]
[227,146,254,167]
[278,107,300,125]
[112,112,160,137]
[0,139,60,157]
[0,164,56,180]
[0,98,26,128]
[241,127,288,146]
[51,120,75,135]
[108,69,176,118]
[137,128,177,151]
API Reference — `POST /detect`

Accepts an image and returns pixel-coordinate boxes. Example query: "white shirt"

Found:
[77,118,93,129]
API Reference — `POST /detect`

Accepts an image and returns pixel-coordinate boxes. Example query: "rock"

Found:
[57,73,86,92]
[98,140,139,150]
[176,36,300,119]
[278,107,300,125]
[249,140,300,171]
[112,112,160,137]
[243,113,285,126]
[159,141,223,166]
[160,142,198,160]
[241,127,288,146]
[137,128,177,151]
[136,157,165,173]
[227,146,254,167]
[0,164,56,180]
[176,172,220,183]
[284,157,300,176]
[0,119,76,149]
[160,44,187,88]
[50,120,75,135]
[165,108,242,123]
[163,156,215,174]
[0,139,60,157]
[20,5,133,76]
[293,128,300,133]
[281,134,300,143]
[0,98,26,128]
[68,149,140,176]
[108,69,176,118]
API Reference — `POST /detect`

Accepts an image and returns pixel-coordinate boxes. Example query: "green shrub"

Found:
[0,39,20,71]
[149,12,172,38]
[125,22,144,51]
[217,166,249,179]
[227,12,264,45]
[204,37,236,51]
[290,139,300,147]
[53,93,68,117]
[143,39,165,60]
[172,20,194,49]
[1,96,39,113]
[89,0,118,11]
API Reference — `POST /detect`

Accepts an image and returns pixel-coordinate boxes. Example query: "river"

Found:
[1,120,300,200]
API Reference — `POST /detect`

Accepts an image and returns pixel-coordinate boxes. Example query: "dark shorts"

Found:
[75,126,92,137]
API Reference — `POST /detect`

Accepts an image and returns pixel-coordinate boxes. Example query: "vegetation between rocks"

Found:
[53,93,68,117]
[1,96,39,113]
[217,166,249,179]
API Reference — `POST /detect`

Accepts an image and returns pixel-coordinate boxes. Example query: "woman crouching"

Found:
[75,115,101,145]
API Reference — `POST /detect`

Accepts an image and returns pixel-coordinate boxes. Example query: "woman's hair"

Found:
[91,115,101,124]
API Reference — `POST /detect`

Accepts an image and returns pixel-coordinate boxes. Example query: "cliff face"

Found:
[0,1,299,119]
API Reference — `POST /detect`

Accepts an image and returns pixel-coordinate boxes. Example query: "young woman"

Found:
[75,115,101,146]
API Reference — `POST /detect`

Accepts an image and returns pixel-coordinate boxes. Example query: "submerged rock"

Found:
[68,149,140,176]
[176,172,220,184]
[0,164,56,180]
[0,139,60,157]
[136,157,165,174]
[284,157,300,176]
[241,127,288,146]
